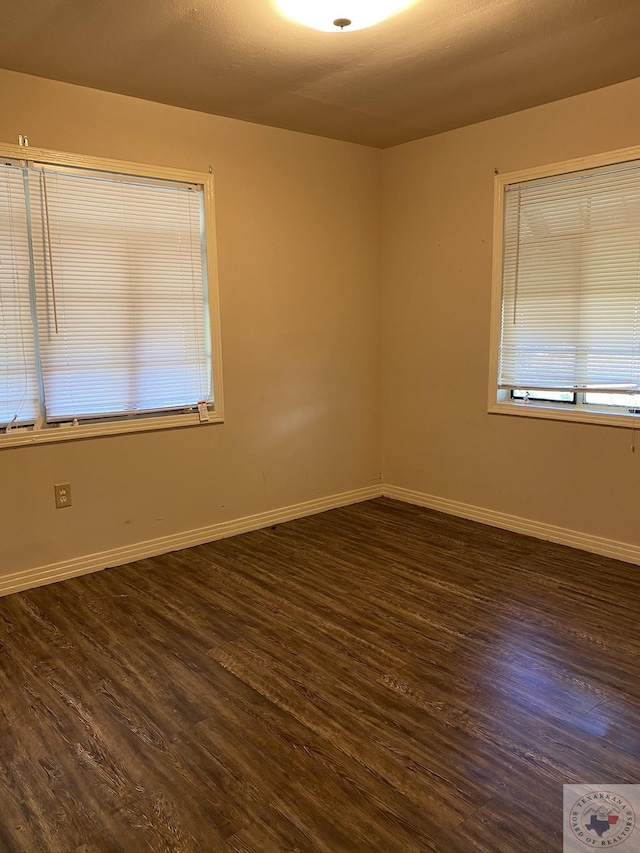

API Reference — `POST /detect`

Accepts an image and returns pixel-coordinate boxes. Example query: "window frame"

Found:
[488,143,640,429]
[0,143,224,449]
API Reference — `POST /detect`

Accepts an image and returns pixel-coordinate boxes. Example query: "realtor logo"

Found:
[564,785,639,852]
[583,803,623,837]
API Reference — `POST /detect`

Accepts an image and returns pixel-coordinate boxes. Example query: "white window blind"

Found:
[0,159,212,429]
[0,164,40,426]
[499,160,640,392]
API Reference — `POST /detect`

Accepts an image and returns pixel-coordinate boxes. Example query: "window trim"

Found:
[488,143,640,429]
[0,143,224,449]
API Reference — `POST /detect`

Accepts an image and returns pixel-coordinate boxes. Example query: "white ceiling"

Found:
[1,0,640,148]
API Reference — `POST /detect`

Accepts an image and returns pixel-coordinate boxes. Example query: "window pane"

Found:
[512,389,574,403]
[585,392,640,408]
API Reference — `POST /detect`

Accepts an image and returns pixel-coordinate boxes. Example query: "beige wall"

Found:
[3,67,640,578]
[0,69,382,575]
[382,76,640,546]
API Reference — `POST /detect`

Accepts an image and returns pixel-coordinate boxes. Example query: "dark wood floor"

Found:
[1,497,639,853]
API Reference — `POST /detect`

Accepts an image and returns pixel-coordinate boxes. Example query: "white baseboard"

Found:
[382,484,640,566]
[0,484,384,597]
[6,480,638,598]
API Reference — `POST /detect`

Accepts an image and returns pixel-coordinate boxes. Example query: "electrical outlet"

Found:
[54,483,72,509]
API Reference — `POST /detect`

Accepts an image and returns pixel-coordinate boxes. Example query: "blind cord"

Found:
[41,174,60,335]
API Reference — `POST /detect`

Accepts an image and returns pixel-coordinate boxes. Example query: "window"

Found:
[489,146,640,427]
[0,145,223,447]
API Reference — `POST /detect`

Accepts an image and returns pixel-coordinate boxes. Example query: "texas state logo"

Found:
[564,785,640,852]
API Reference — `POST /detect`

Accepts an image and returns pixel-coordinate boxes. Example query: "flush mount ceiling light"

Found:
[275,0,415,32]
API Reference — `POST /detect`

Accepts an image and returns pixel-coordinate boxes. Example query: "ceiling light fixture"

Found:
[275,0,415,32]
